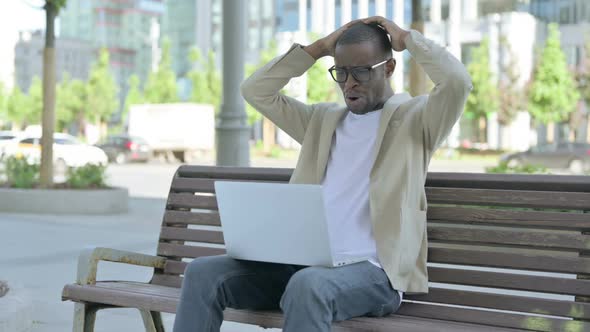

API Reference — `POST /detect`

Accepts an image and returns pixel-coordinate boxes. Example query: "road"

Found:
[0,155,526,332]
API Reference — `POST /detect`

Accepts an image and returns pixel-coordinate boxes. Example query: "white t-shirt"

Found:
[321,109,403,302]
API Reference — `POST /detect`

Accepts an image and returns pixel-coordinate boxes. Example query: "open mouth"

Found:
[347,96,361,102]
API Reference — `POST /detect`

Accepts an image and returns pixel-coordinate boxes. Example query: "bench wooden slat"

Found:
[151,274,183,288]
[407,287,590,319]
[170,177,286,193]
[62,283,178,313]
[426,187,590,210]
[176,165,292,181]
[63,281,519,332]
[426,172,590,193]
[224,308,518,332]
[428,225,589,251]
[170,178,217,193]
[160,227,225,244]
[161,261,590,298]
[398,301,589,332]
[429,247,590,274]
[163,210,221,226]
[428,266,590,297]
[157,243,225,259]
[164,260,187,275]
[428,206,590,231]
[167,193,218,210]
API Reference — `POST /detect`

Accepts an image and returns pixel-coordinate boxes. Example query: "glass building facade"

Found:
[60,0,165,103]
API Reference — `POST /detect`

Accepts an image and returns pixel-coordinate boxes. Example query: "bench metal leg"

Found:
[73,303,99,332]
[140,310,165,332]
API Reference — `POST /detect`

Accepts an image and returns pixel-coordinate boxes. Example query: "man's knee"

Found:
[280,268,333,310]
[183,255,232,285]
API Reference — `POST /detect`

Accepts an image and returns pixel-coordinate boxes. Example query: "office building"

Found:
[14,30,93,92]
[60,0,165,101]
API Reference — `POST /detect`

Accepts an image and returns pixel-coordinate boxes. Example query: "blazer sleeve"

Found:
[404,30,473,150]
[241,44,319,144]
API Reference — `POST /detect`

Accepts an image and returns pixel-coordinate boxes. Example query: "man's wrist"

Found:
[399,30,411,51]
[303,41,327,60]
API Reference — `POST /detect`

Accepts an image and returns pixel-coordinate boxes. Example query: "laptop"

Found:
[214,181,369,267]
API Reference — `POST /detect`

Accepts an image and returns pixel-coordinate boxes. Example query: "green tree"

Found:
[188,48,221,110]
[465,38,498,142]
[28,76,43,126]
[56,73,87,133]
[144,38,178,103]
[0,82,6,127]
[5,86,31,129]
[307,60,339,104]
[528,24,579,125]
[87,49,118,126]
[122,74,143,126]
[498,37,525,127]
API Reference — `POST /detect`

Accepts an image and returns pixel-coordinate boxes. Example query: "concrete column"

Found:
[325,0,336,34]
[462,0,478,22]
[311,0,325,33]
[216,0,250,166]
[430,0,441,23]
[448,0,462,59]
[376,0,386,17]
[358,0,369,18]
[299,0,307,32]
[393,0,404,91]
[341,0,352,24]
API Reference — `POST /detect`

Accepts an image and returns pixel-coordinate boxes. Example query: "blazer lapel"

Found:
[371,93,412,168]
[316,108,347,183]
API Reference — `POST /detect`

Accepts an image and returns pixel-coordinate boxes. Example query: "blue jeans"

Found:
[172,255,401,332]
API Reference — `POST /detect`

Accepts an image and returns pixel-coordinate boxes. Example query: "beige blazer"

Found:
[240,30,472,293]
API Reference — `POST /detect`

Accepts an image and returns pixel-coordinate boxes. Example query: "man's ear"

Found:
[385,58,396,78]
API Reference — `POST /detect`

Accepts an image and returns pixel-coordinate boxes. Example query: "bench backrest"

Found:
[153,165,590,331]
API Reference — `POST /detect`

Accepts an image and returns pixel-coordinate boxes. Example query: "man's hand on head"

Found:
[362,16,410,52]
[303,20,361,60]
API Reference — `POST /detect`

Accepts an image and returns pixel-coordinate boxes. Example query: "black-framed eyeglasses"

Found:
[328,59,392,83]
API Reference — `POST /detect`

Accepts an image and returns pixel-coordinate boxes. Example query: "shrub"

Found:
[485,161,548,174]
[3,156,39,188]
[66,164,108,189]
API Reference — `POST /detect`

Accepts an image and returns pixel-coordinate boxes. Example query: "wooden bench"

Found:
[62,165,590,331]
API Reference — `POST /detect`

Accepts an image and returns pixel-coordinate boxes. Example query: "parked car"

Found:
[0,131,22,158]
[2,133,108,173]
[500,142,590,173]
[97,135,151,164]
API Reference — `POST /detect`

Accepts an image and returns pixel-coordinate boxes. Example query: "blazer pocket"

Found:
[399,209,427,275]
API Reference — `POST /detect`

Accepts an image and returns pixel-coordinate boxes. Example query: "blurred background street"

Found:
[1,0,589,331]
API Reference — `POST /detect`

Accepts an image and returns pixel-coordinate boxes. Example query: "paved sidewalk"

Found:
[0,197,275,332]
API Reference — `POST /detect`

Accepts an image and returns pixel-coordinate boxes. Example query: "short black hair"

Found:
[336,23,392,58]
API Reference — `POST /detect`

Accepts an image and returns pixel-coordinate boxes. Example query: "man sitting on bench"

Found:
[173,16,471,332]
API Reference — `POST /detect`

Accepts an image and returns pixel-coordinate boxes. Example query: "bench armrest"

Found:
[76,246,167,285]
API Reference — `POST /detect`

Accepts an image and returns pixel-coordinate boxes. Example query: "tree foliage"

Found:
[497,37,525,126]
[528,23,579,124]
[6,86,30,129]
[144,38,178,103]
[86,49,118,124]
[123,74,143,125]
[56,73,87,132]
[28,76,43,126]
[465,38,499,121]
[0,82,7,126]
[576,41,590,105]
[306,60,339,104]
[188,48,221,110]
